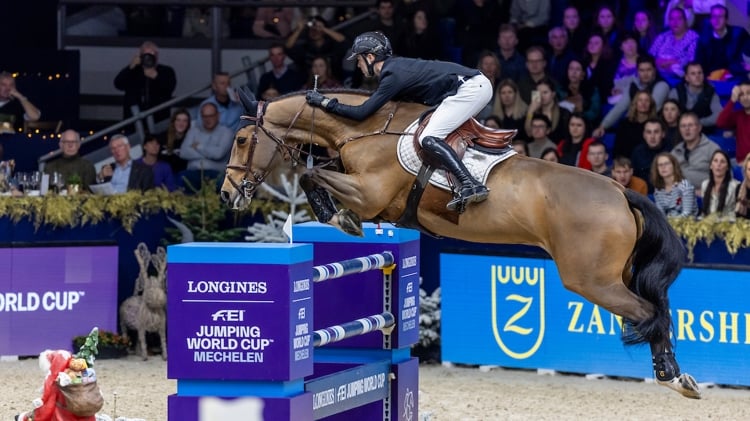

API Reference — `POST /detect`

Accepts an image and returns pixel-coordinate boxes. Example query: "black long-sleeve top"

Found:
[328,56,480,121]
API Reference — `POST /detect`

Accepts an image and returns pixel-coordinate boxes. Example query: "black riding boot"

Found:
[421,136,489,212]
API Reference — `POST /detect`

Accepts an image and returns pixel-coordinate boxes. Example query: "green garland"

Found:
[669,216,750,262]
[0,188,279,234]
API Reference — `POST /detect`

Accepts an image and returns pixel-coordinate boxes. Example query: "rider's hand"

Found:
[306,90,336,110]
[306,90,327,107]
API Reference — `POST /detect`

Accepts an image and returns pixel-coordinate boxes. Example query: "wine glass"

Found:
[52,172,65,194]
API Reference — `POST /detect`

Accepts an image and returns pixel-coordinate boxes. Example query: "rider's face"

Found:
[357,54,377,78]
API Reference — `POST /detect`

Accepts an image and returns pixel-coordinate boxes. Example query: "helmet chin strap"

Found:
[362,54,376,78]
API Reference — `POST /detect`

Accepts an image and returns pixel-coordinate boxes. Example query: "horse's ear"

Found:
[238,86,258,116]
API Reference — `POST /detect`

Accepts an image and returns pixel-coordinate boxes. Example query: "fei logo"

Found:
[211,309,245,322]
[491,264,545,359]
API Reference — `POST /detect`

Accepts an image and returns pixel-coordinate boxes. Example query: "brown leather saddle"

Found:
[412,112,517,158]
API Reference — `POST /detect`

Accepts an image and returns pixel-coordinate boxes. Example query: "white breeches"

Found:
[418,73,493,145]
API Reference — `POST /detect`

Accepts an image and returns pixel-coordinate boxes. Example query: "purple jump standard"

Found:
[166,222,420,421]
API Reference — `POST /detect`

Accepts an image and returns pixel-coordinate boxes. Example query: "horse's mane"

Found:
[270,88,374,103]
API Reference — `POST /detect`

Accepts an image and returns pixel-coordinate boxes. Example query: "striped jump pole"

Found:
[312,251,395,283]
[313,312,396,347]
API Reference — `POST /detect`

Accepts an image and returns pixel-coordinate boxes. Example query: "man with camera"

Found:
[114,41,177,126]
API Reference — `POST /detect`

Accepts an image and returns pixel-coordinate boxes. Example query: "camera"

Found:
[306,18,316,28]
[140,53,156,69]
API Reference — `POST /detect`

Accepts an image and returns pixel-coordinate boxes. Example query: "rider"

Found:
[305,31,493,212]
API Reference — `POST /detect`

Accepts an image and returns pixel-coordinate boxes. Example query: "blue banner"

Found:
[441,254,750,385]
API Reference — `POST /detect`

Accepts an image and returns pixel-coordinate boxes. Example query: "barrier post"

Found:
[166,222,420,420]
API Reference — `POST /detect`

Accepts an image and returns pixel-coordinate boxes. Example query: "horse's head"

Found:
[220,88,279,209]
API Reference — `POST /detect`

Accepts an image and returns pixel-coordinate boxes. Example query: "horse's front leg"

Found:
[302,171,363,237]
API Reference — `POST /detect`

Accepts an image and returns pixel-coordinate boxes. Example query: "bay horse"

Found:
[221,89,701,399]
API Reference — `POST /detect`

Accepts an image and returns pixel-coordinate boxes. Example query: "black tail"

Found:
[623,190,685,345]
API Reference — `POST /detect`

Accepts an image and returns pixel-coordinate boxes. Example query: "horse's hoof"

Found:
[657,373,702,399]
[338,209,363,237]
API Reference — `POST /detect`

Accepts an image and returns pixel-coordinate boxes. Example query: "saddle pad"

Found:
[396,119,517,192]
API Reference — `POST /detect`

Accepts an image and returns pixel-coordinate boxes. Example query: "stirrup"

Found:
[446,184,489,212]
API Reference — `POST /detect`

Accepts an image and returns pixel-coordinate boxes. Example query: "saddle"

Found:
[413,112,517,158]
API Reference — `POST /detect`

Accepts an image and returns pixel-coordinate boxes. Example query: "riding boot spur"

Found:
[421,136,489,212]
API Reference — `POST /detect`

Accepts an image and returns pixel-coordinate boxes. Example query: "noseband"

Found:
[225,100,307,199]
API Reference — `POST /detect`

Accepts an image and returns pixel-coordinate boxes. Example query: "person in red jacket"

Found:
[716,81,750,163]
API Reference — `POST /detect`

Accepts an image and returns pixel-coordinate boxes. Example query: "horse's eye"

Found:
[237,136,247,145]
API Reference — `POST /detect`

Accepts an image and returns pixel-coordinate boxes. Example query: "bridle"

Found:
[225,100,318,199]
[225,94,408,200]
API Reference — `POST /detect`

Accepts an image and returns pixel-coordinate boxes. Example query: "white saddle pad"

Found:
[396,119,517,192]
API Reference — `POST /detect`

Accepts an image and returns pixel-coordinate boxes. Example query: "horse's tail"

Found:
[623,189,684,345]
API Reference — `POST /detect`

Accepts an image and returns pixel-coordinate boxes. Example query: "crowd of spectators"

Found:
[11,1,750,221]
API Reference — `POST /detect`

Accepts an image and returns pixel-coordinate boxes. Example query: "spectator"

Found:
[649,8,698,81]
[735,153,750,218]
[541,147,560,162]
[351,0,404,49]
[632,9,659,54]
[396,8,442,61]
[113,41,177,124]
[582,33,617,106]
[43,129,96,190]
[455,0,502,65]
[512,139,529,156]
[525,77,570,143]
[517,46,556,105]
[526,114,557,159]
[496,24,526,82]
[0,71,41,132]
[252,7,295,39]
[671,112,722,189]
[492,79,528,139]
[177,102,234,187]
[97,134,154,193]
[509,0,550,55]
[613,90,657,160]
[201,72,243,132]
[659,99,683,149]
[716,81,750,164]
[482,115,502,129]
[557,112,595,169]
[593,55,669,138]
[256,43,304,98]
[286,16,347,83]
[547,26,577,86]
[612,156,648,195]
[651,151,696,217]
[135,134,176,191]
[668,62,721,132]
[663,1,695,29]
[587,140,611,176]
[611,33,640,101]
[592,5,622,48]
[695,5,748,82]
[160,108,191,174]
[699,150,739,218]
[303,56,343,90]
[396,8,443,60]
[476,51,501,121]
[562,6,588,55]
[559,58,601,126]
[632,118,672,192]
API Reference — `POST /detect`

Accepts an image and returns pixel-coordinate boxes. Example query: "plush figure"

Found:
[18,349,95,421]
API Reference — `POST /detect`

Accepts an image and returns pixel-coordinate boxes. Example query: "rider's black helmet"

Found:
[346,31,393,62]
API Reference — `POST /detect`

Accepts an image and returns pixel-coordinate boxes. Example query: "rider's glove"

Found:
[306,90,337,111]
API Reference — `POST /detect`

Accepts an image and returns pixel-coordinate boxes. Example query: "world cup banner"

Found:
[0,245,119,356]
[441,253,750,386]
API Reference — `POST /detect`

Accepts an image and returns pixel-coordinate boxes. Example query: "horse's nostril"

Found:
[220,191,230,202]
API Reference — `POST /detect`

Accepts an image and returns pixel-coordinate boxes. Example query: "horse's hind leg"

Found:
[650,338,701,399]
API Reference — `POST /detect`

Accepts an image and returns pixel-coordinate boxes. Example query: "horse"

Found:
[220,89,701,399]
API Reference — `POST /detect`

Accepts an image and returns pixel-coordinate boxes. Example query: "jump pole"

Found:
[166,222,420,421]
